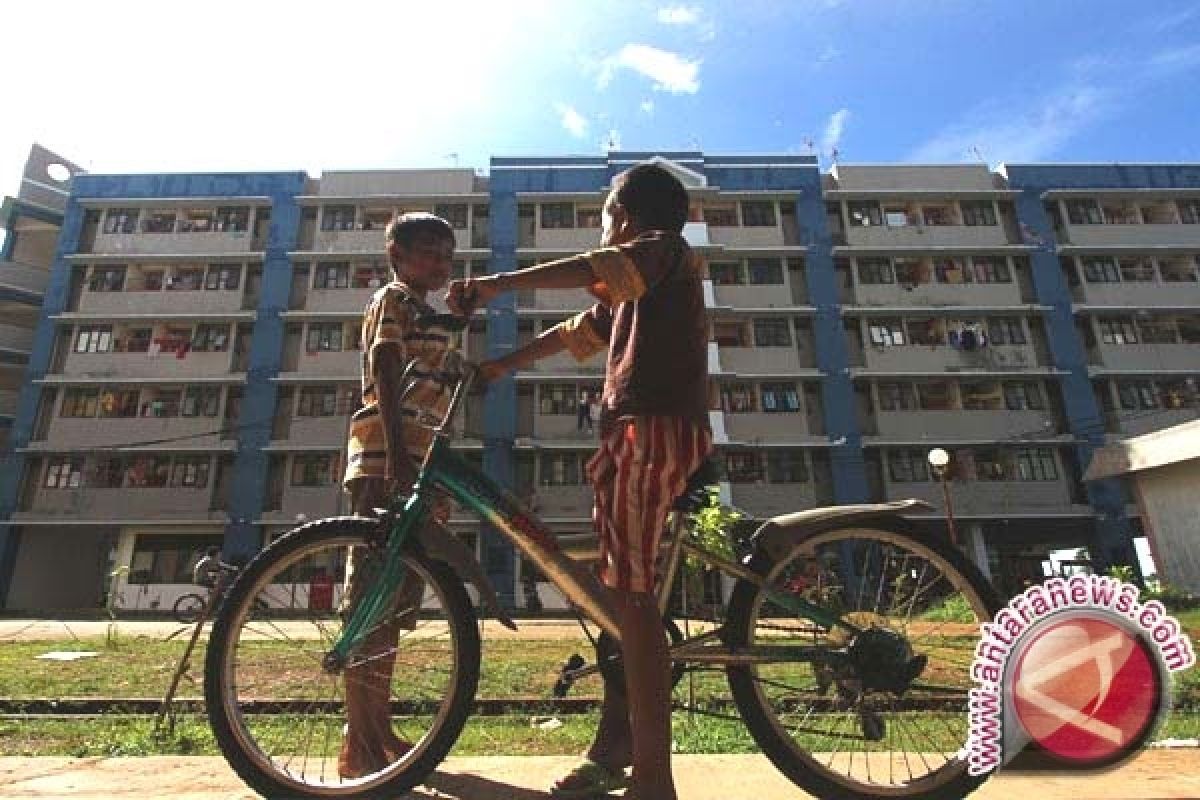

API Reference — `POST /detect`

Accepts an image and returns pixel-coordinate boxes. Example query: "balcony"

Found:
[57,350,237,380]
[520,287,596,312]
[707,225,787,248]
[37,416,227,450]
[1075,281,1200,309]
[276,415,349,449]
[1108,408,1198,438]
[279,349,361,379]
[870,409,1058,441]
[843,224,1011,249]
[730,483,818,517]
[311,228,472,254]
[1063,223,1200,249]
[15,486,222,521]
[303,287,376,314]
[0,388,17,418]
[263,484,342,524]
[92,230,256,256]
[1088,343,1199,372]
[852,280,1023,308]
[532,485,593,519]
[861,343,1039,373]
[531,414,601,442]
[717,345,811,375]
[77,286,248,316]
[712,285,803,308]
[722,412,822,443]
[525,349,606,375]
[531,228,602,252]
[0,323,33,356]
[885,478,1075,516]
[0,261,49,297]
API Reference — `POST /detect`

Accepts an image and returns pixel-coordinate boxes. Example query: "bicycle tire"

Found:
[204,516,480,799]
[725,522,1001,800]
[173,592,207,625]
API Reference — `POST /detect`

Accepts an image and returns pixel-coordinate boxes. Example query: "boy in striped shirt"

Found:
[448,164,711,800]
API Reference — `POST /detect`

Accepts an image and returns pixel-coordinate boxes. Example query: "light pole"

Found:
[927,448,958,546]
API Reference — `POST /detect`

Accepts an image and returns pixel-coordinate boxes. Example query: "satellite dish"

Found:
[46,163,71,182]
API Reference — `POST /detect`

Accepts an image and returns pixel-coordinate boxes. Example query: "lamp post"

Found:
[927,448,958,546]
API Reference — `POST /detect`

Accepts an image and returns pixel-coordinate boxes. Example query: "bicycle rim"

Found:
[727,525,996,799]
[208,523,477,797]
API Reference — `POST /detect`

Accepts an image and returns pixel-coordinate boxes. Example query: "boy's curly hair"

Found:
[385,212,455,248]
[613,163,689,233]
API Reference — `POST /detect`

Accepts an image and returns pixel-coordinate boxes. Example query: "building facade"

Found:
[1,151,1197,612]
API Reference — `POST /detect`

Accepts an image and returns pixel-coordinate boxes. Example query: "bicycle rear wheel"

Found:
[204,517,480,799]
[725,523,1000,800]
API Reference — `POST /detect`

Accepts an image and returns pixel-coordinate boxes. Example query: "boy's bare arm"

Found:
[480,328,568,382]
[371,342,419,489]
[447,255,593,315]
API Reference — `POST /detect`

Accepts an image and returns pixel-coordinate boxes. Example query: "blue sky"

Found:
[2,0,1200,199]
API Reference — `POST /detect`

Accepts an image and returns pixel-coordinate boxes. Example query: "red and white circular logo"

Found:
[1012,614,1162,766]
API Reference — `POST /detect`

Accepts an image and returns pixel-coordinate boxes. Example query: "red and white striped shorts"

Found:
[586,416,713,594]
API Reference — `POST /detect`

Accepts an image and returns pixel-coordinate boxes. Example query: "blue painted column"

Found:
[225,179,306,559]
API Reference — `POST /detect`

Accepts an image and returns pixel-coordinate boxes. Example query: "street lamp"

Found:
[927,448,958,546]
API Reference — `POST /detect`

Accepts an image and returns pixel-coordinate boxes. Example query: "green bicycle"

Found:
[204,315,1000,799]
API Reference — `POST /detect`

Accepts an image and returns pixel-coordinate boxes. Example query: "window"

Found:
[1003,382,1045,411]
[857,258,893,284]
[295,386,336,417]
[1016,449,1058,481]
[124,327,152,353]
[767,451,809,483]
[961,381,1003,411]
[314,262,350,289]
[433,203,468,229]
[1138,320,1178,344]
[576,207,602,228]
[720,382,756,413]
[141,270,165,291]
[182,386,221,417]
[877,382,916,412]
[306,323,344,352]
[98,389,139,418]
[180,209,215,233]
[1160,379,1196,409]
[884,206,912,227]
[171,457,211,488]
[1180,200,1200,225]
[1119,259,1156,282]
[89,266,126,292]
[321,205,355,232]
[103,208,138,235]
[747,258,784,285]
[168,267,204,291]
[144,389,182,418]
[1066,199,1104,225]
[205,265,241,290]
[893,258,923,286]
[868,318,905,347]
[703,205,738,227]
[539,384,577,415]
[61,389,99,418]
[753,318,791,347]
[125,455,170,488]
[987,318,1027,345]
[142,211,176,233]
[539,453,581,486]
[847,201,882,227]
[712,321,746,348]
[291,454,336,486]
[725,451,763,483]
[917,381,954,411]
[1117,380,1158,410]
[970,257,1011,283]
[741,201,777,227]
[93,457,124,489]
[1082,257,1120,282]
[128,534,224,585]
[1161,258,1199,282]
[961,202,997,226]
[44,458,84,489]
[887,450,929,483]
[74,325,113,353]
[1098,317,1138,345]
[358,208,392,231]
[907,318,943,346]
[922,205,952,226]
[973,449,1009,481]
[540,203,574,229]
[709,262,742,285]
[1178,316,1200,344]
[192,324,230,352]
[760,382,800,412]
[215,207,249,233]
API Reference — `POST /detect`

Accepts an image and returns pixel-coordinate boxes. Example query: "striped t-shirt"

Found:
[344,281,456,485]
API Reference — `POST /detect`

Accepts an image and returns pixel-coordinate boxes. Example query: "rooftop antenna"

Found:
[803,138,815,155]
[444,153,460,167]
[970,145,986,164]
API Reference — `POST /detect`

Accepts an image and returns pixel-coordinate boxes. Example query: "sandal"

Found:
[549,759,630,798]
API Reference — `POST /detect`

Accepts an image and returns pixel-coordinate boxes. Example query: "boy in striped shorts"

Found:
[340,212,457,778]
[448,163,711,800]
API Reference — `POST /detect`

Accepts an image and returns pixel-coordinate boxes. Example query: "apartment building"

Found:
[0,152,1196,611]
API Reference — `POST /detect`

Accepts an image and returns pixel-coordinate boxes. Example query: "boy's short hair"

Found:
[386,212,455,249]
[612,163,689,233]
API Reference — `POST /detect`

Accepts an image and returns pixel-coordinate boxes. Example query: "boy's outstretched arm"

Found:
[446,255,593,315]
[479,327,569,383]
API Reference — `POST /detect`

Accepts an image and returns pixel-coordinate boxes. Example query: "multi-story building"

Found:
[1,152,1196,612]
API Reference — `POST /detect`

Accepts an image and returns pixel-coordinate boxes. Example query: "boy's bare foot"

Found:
[337,733,412,779]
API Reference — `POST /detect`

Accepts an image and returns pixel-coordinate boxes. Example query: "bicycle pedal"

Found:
[859,709,885,742]
[552,654,587,698]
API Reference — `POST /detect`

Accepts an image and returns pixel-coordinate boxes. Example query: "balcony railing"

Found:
[0,261,50,296]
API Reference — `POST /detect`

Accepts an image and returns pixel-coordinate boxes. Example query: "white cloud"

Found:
[657,5,699,25]
[598,44,701,94]
[822,108,850,154]
[907,86,1113,164]
[555,103,589,138]
[1147,43,1200,76]
[640,100,656,114]
[815,44,841,66]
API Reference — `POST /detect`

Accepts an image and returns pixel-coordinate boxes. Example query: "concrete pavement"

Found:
[3,752,1200,799]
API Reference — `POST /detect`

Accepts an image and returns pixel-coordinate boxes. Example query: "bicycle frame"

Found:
[327,363,861,671]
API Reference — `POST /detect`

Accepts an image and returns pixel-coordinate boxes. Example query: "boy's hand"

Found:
[446,277,501,316]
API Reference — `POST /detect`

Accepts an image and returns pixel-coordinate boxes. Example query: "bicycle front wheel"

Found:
[725,523,1000,800]
[204,517,480,799]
